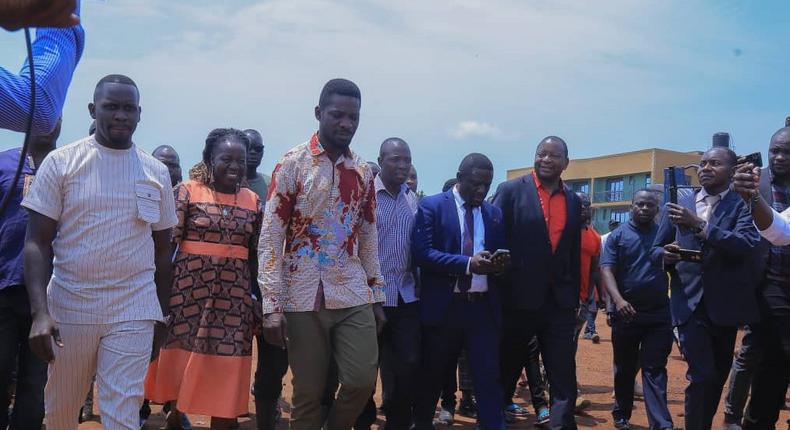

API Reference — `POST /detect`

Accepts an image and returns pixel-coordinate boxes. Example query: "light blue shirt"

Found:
[452,185,487,292]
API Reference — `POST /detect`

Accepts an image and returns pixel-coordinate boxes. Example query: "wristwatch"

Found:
[693,220,707,234]
[160,314,172,326]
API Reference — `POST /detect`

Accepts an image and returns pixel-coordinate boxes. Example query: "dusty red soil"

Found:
[79,313,790,430]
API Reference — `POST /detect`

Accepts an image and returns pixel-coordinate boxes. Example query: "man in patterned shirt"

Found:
[259,78,386,430]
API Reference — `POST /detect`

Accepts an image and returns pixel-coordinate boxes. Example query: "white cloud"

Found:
[451,121,503,140]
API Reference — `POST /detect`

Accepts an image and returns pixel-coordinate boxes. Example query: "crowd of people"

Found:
[0,72,789,430]
[1,2,790,429]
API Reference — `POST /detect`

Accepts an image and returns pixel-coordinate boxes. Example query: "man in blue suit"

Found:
[412,153,508,430]
[493,136,582,430]
[652,146,762,430]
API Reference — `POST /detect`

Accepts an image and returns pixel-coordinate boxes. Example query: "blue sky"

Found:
[1,0,789,194]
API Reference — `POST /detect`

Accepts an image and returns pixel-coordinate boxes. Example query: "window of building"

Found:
[645,174,652,187]
[567,180,590,195]
[606,177,624,202]
[610,208,629,223]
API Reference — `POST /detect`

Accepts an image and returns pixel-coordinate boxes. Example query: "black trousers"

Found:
[253,334,289,430]
[501,303,578,430]
[676,305,737,430]
[611,313,674,430]
[0,285,47,430]
[379,302,421,430]
[744,279,790,430]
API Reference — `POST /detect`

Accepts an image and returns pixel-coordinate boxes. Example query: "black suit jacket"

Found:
[651,189,762,327]
[492,173,582,311]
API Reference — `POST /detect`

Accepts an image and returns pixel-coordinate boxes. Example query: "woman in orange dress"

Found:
[145,128,262,430]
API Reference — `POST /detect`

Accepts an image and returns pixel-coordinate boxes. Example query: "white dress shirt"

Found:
[759,206,790,246]
[452,186,487,292]
[694,188,728,238]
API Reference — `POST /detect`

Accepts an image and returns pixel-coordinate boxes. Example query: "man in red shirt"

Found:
[576,192,602,341]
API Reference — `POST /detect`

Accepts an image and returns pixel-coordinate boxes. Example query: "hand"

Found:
[490,252,511,273]
[0,0,79,31]
[732,163,760,202]
[666,203,704,230]
[615,299,637,322]
[469,251,495,274]
[372,303,387,336]
[663,243,682,266]
[150,322,168,361]
[28,312,62,363]
[262,312,288,349]
[606,312,614,327]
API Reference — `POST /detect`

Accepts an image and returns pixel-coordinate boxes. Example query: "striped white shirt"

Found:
[375,175,418,307]
[21,136,178,324]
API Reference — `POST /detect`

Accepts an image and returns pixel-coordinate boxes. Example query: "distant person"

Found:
[145,128,262,430]
[0,118,61,430]
[242,130,288,430]
[406,165,418,194]
[244,129,271,200]
[1,1,84,134]
[22,74,177,429]
[654,146,761,430]
[442,178,458,193]
[577,193,602,344]
[152,145,183,186]
[259,79,386,430]
[601,189,673,430]
[494,136,583,429]
[367,161,381,177]
[412,153,509,430]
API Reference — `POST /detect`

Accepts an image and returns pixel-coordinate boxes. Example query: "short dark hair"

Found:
[442,178,458,192]
[538,135,569,158]
[244,129,264,146]
[202,128,250,164]
[319,78,361,108]
[458,153,494,175]
[94,74,139,102]
[152,145,177,156]
[705,146,737,167]
[96,74,137,90]
[379,137,408,158]
[632,188,658,202]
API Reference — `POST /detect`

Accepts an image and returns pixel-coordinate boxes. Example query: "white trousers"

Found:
[45,320,154,430]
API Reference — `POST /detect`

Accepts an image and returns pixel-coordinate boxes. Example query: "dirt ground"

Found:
[78,312,790,430]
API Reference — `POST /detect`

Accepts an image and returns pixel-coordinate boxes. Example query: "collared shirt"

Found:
[760,207,790,246]
[21,136,178,324]
[580,226,601,301]
[375,175,418,307]
[695,188,729,220]
[765,180,790,275]
[600,220,669,311]
[258,133,385,314]
[533,174,566,252]
[0,7,85,134]
[452,186,487,292]
[0,148,36,290]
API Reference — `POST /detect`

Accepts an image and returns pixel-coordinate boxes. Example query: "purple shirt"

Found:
[0,148,35,289]
[375,175,418,307]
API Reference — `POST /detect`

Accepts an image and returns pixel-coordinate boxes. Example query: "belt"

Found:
[452,292,489,303]
[766,273,790,284]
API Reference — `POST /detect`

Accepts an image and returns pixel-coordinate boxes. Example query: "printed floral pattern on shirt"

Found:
[258,133,385,313]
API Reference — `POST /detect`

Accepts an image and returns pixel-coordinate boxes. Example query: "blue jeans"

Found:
[584,297,598,335]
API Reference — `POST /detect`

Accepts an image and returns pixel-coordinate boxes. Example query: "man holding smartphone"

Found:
[601,189,673,430]
[652,146,761,430]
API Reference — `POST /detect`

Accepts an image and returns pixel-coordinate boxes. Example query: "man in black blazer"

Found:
[412,153,508,430]
[653,146,762,430]
[493,136,582,430]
